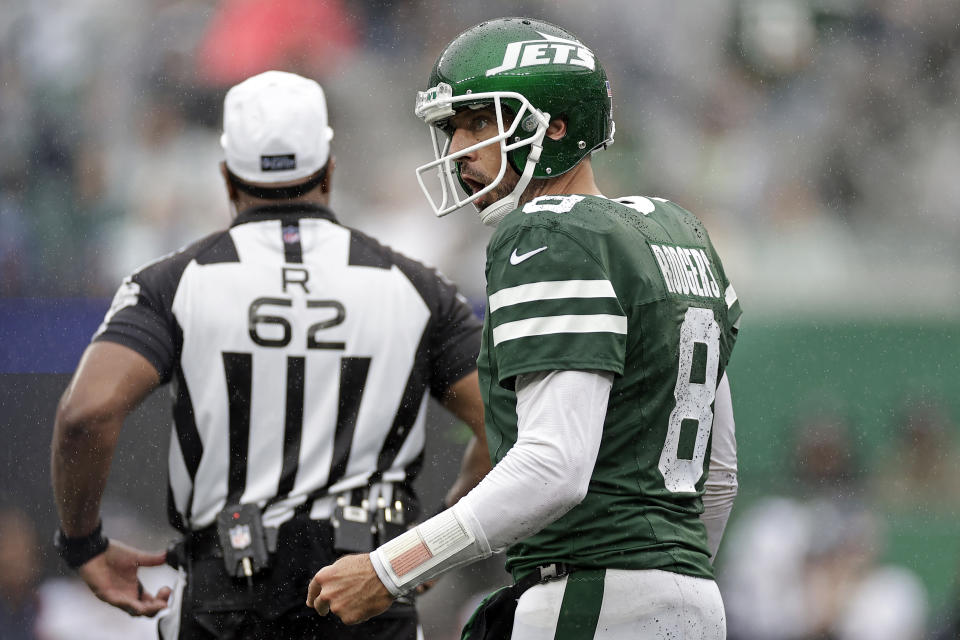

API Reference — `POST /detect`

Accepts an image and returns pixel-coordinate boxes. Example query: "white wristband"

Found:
[371,503,489,596]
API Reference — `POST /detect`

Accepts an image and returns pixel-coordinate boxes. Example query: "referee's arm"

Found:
[51,341,172,616]
[440,370,490,509]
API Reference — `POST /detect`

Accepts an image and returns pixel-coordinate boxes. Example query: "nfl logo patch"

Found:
[282,225,300,244]
[229,524,252,550]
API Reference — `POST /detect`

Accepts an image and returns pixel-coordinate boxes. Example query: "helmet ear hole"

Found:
[546,116,568,142]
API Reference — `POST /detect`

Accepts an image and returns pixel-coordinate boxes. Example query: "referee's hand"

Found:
[306,554,394,624]
[78,540,171,617]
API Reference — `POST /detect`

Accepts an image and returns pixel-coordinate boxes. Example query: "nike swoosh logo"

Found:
[510,246,548,265]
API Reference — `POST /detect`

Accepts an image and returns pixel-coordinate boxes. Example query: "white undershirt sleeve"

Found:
[370,369,613,595]
[700,372,738,560]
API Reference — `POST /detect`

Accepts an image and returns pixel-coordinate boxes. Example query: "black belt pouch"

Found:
[185,517,337,619]
[460,583,525,640]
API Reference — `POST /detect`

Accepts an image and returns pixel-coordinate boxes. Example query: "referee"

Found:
[51,71,487,639]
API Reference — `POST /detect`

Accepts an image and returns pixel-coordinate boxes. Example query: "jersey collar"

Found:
[231,203,338,227]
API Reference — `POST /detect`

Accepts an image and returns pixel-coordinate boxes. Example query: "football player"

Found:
[308,17,741,639]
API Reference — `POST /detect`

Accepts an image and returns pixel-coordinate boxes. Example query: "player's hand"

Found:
[306,554,394,624]
[77,540,171,617]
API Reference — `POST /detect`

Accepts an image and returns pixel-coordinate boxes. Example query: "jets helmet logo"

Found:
[486,32,596,77]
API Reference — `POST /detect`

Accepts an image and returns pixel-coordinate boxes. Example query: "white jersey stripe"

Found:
[492,314,627,346]
[488,279,617,312]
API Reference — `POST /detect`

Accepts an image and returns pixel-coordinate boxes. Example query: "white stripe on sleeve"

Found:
[488,279,617,312]
[492,314,627,346]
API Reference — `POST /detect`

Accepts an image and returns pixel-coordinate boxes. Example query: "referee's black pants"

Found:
[160,515,418,640]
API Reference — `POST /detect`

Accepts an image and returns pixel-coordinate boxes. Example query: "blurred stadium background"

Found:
[2,0,959,638]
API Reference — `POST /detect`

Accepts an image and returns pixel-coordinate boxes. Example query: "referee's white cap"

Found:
[221,70,334,184]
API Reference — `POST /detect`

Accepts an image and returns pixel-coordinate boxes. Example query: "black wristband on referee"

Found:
[55,521,109,569]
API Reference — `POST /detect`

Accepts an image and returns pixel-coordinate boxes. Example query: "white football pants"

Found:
[511,568,726,639]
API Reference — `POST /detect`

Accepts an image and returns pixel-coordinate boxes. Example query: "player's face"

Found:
[446,106,519,211]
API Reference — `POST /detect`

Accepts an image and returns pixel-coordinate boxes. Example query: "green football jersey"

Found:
[477,193,742,581]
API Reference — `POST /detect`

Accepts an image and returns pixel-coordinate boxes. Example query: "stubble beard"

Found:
[470,165,549,212]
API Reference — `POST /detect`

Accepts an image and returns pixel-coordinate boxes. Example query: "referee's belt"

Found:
[166,525,281,569]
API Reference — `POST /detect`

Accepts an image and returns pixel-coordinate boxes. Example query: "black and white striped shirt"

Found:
[94,203,481,531]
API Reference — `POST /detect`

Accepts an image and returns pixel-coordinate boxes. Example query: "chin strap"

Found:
[478,133,546,227]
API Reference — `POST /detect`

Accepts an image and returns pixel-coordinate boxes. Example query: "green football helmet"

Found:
[415,17,616,225]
